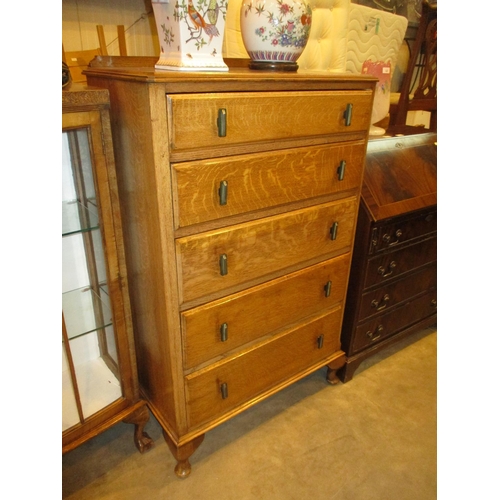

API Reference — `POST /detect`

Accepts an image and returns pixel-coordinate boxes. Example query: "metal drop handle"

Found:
[330,222,338,240]
[220,323,228,342]
[382,229,403,246]
[343,103,353,126]
[217,108,227,137]
[219,180,228,205]
[317,335,324,349]
[378,261,396,278]
[219,254,228,276]
[220,383,228,399]
[337,160,346,181]
[366,325,383,341]
[371,294,390,311]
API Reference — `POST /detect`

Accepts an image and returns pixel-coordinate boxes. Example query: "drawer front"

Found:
[370,209,437,254]
[182,255,350,369]
[168,91,373,152]
[358,262,437,321]
[173,141,366,228]
[186,307,343,428]
[364,236,436,289]
[177,197,358,304]
[352,290,437,353]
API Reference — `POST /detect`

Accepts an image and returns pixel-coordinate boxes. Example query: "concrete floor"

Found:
[62,326,437,500]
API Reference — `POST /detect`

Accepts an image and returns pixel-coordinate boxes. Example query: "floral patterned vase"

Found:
[152,0,229,72]
[240,0,312,71]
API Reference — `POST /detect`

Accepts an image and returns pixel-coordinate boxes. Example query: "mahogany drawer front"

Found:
[167,91,373,153]
[352,290,437,353]
[173,141,366,228]
[364,236,436,289]
[182,254,350,369]
[370,209,437,254]
[358,262,437,321]
[185,306,343,428]
[177,197,358,304]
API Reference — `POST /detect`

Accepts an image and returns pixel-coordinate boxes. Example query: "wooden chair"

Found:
[388,0,437,134]
[96,25,128,56]
[63,45,102,83]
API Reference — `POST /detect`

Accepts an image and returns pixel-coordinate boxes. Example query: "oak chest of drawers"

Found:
[339,133,437,382]
[86,58,376,477]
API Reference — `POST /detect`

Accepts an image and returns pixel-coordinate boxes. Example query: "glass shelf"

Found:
[62,285,112,340]
[62,199,99,236]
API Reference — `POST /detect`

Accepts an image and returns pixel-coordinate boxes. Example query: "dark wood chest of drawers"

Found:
[339,133,437,382]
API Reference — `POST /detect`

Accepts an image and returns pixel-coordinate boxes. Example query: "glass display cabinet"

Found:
[62,85,153,454]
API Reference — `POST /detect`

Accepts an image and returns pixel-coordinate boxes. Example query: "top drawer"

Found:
[167,91,373,153]
[370,209,437,254]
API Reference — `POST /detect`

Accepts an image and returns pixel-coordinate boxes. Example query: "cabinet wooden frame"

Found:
[62,85,153,454]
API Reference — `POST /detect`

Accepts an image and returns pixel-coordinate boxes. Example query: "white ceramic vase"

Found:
[152,0,229,72]
[240,0,312,71]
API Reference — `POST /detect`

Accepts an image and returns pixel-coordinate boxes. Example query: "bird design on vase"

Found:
[206,0,220,25]
[187,0,220,43]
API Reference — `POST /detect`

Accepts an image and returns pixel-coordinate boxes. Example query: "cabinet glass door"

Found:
[62,120,122,432]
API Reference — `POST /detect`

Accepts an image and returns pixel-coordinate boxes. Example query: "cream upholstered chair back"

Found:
[297,0,349,72]
[223,0,349,72]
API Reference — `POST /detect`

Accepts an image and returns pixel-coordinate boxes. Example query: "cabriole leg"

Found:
[123,404,154,453]
[326,354,346,385]
[163,431,205,479]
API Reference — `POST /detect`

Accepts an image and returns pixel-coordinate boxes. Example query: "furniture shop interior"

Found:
[60,1,478,499]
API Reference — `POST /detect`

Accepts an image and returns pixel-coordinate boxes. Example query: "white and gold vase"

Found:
[152,0,229,71]
[240,0,312,71]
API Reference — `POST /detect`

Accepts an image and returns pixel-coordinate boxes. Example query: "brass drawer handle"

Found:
[220,323,228,342]
[337,160,346,181]
[377,261,396,278]
[382,229,402,246]
[366,325,383,342]
[220,383,228,400]
[343,103,353,126]
[219,254,228,276]
[371,294,390,311]
[219,180,228,206]
[330,222,338,240]
[217,108,227,137]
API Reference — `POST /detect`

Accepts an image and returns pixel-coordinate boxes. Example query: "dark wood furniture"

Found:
[339,133,437,382]
[62,84,154,454]
[85,57,376,477]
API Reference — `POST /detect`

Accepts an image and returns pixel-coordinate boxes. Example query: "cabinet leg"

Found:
[163,431,205,479]
[326,355,346,385]
[123,404,154,454]
[338,358,363,383]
